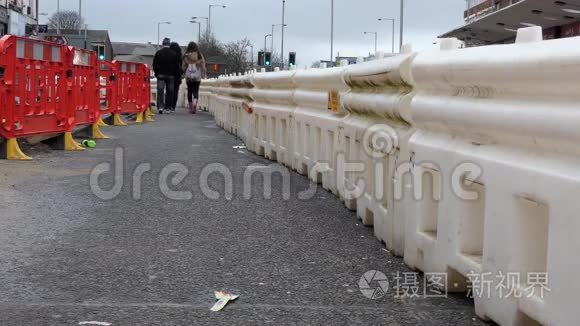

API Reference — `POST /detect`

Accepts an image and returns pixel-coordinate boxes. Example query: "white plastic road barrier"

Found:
[201,28,580,326]
[212,74,254,144]
[340,51,415,256]
[292,65,348,191]
[150,77,158,108]
[199,78,215,113]
[228,73,255,145]
[174,81,185,109]
[250,69,296,166]
[405,29,580,326]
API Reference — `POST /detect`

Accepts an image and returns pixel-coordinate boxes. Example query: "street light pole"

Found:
[78,0,82,35]
[197,21,201,43]
[157,21,171,49]
[208,4,226,36]
[271,24,275,53]
[364,32,378,54]
[264,34,272,52]
[271,23,287,66]
[330,0,334,62]
[378,18,396,54]
[190,21,201,43]
[400,0,404,51]
[208,5,212,34]
[248,43,254,69]
[191,17,208,39]
[281,0,286,69]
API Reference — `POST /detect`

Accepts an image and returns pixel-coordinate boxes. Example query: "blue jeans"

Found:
[156,75,175,110]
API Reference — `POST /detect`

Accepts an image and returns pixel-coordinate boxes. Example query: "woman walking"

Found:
[182,41,206,114]
[169,42,183,113]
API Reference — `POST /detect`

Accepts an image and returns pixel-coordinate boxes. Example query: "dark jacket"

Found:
[169,44,183,81]
[153,46,179,77]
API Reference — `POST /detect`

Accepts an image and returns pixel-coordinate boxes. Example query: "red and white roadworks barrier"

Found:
[0,35,153,160]
[200,26,580,326]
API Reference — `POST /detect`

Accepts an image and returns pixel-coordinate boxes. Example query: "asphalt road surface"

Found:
[0,110,490,325]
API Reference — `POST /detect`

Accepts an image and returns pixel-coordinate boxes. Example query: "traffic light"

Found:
[93,45,105,60]
[257,51,265,66]
[289,52,296,67]
[97,46,105,60]
[265,52,272,66]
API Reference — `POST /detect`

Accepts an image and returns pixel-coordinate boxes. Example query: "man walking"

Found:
[153,38,179,114]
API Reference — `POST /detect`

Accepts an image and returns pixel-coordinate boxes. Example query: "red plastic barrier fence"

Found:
[0,35,152,159]
[0,35,70,139]
[114,60,148,117]
[67,46,100,130]
[97,60,118,116]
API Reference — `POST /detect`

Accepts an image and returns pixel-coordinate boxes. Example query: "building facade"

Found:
[442,0,580,45]
[0,0,38,37]
[112,42,158,67]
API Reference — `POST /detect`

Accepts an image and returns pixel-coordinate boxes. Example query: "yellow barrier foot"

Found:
[145,109,155,122]
[64,132,85,151]
[135,112,144,124]
[92,123,110,139]
[113,114,127,126]
[2,138,32,160]
[97,117,109,127]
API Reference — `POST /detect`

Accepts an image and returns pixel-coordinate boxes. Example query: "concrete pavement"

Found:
[0,110,490,325]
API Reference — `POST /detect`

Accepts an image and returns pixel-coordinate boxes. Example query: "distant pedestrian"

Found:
[169,42,183,112]
[153,37,179,114]
[182,41,206,114]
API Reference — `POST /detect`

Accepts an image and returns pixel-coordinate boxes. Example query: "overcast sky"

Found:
[39,0,466,66]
